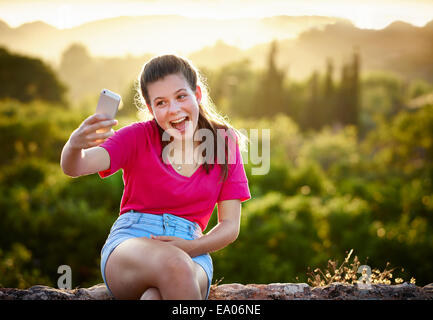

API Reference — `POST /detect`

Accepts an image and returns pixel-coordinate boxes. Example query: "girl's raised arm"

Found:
[60,113,117,177]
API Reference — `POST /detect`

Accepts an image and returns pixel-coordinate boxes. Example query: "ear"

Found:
[195,85,202,104]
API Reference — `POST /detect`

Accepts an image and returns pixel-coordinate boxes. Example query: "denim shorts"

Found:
[100,210,213,300]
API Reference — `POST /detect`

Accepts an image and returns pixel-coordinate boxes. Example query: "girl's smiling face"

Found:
[146,73,201,141]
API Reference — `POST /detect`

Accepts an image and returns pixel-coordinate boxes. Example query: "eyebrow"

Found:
[153,88,187,102]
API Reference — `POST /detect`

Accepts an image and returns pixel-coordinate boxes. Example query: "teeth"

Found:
[171,117,187,124]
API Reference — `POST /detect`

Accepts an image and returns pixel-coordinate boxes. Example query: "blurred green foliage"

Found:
[0,47,67,104]
[210,104,433,286]
[209,100,432,287]
[0,48,432,290]
[0,99,124,288]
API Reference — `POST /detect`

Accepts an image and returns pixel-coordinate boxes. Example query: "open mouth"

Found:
[170,116,189,130]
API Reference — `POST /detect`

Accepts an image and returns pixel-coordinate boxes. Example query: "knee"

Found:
[158,251,196,286]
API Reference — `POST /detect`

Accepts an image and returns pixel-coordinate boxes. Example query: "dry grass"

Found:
[306,249,416,287]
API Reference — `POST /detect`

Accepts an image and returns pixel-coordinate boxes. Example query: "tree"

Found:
[59,43,92,77]
[254,40,287,117]
[206,59,255,118]
[323,58,336,126]
[349,48,360,128]
[0,47,67,103]
[301,70,322,130]
[58,43,94,102]
[335,48,361,128]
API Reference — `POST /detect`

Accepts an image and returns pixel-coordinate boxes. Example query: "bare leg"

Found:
[105,237,204,300]
[193,262,209,300]
[141,264,207,300]
[155,253,202,300]
[140,287,162,300]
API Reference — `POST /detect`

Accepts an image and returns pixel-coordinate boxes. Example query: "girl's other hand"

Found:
[69,114,118,150]
[150,235,198,257]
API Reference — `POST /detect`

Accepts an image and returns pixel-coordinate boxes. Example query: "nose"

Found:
[168,99,182,114]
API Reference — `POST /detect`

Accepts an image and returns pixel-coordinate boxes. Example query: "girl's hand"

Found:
[151,235,198,257]
[69,114,118,150]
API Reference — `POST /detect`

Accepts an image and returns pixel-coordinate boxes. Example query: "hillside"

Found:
[0,15,345,63]
[201,19,433,81]
[2,16,433,97]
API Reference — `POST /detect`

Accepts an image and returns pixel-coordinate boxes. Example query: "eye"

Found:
[177,94,187,99]
[156,100,166,107]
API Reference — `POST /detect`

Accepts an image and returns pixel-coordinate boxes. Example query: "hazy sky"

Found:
[1,0,432,29]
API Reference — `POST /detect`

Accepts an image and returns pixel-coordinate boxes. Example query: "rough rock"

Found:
[208,282,433,300]
[0,283,114,300]
[0,282,432,300]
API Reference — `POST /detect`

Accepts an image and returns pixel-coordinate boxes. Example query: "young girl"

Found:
[60,54,251,300]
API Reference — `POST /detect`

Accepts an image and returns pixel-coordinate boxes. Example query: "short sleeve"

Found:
[217,131,251,203]
[98,123,138,178]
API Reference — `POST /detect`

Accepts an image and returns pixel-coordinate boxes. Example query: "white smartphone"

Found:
[96,88,121,118]
[95,89,121,133]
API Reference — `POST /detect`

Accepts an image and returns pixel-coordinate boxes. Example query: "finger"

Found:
[86,137,109,147]
[87,129,114,141]
[86,140,102,148]
[84,119,118,135]
[93,139,106,146]
[151,235,174,241]
[83,113,112,126]
[78,139,101,150]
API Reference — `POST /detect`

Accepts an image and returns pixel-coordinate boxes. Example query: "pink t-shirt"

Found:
[98,119,251,231]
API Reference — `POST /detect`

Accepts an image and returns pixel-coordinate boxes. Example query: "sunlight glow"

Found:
[0,0,432,30]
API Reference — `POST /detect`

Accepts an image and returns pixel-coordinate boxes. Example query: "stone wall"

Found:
[1,282,432,300]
